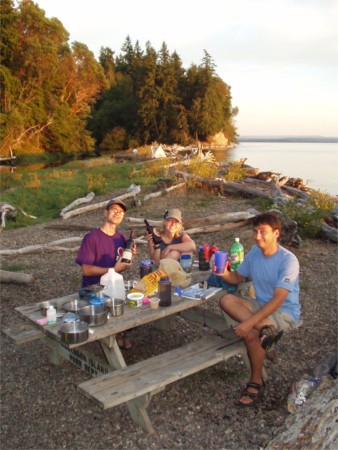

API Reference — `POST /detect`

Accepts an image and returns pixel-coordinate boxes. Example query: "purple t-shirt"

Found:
[76,228,126,287]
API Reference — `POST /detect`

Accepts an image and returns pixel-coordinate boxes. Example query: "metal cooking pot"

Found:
[58,321,89,344]
[62,299,89,313]
[104,298,124,317]
[78,304,108,327]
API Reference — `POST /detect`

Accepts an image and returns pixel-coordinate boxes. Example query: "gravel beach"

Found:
[1,188,337,449]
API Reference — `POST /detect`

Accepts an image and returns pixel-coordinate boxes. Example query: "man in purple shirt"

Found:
[76,199,135,287]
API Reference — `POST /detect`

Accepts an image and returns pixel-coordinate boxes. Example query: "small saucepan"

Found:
[62,299,89,313]
[78,305,108,327]
[104,298,124,317]
[59,321,89,344]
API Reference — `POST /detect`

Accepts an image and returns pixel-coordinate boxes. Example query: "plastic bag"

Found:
[159,259,192,288]
[287,376,320,413]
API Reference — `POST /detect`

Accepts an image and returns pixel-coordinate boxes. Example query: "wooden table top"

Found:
[15,287,224,349]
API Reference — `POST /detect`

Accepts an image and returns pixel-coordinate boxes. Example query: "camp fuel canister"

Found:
[198,245,210,271]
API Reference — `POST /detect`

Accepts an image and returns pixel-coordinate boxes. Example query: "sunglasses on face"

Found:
[109,208,125,216]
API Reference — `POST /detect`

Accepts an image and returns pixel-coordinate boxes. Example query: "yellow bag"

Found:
[130,269,167,297]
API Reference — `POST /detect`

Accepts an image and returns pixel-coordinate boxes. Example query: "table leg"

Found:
[41,336,66,366]
[100,336,126,369]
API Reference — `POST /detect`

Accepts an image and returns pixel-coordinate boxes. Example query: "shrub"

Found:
[187,159,218,188]
[224,161,246,182]
[279,190,335,238]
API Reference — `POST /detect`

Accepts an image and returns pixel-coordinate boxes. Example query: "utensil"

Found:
[58,321,89,344]
[104,298,124,317]
[62,299,89,313]
[78,304,108,327]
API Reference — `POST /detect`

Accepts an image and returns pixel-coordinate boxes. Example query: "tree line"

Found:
[0,0,238,157]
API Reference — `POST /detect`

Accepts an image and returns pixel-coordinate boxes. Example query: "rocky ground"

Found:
[0,186,337,450]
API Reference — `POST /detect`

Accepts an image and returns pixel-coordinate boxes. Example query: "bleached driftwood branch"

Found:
[0,270,35,284]
[143,182,186,201]
[319,223,338,243]
[61,185,141,220]
[183,209,259,229]
[0,237,82,256]
[175,170,272,199]
[185,220,249,234]
[60,192,95,217]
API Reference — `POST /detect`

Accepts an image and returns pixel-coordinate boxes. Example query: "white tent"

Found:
[150,145,166,159]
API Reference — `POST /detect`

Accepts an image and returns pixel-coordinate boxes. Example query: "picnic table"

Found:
[5,276,251,433]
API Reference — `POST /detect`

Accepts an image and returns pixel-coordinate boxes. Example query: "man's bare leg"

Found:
[220,293,268,405]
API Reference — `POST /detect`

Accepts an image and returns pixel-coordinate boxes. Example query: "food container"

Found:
[78,304,108,327]
[150,297,160,309]
[127,292,144,307]
[58,321,89,344]
[62,299,89,313]
[40,301,58,316]
[104,298,124,317]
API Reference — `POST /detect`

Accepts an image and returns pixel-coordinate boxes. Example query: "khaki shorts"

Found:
[221,295,302,332]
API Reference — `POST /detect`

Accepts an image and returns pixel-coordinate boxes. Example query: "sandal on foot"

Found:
[117,333,132,350]
[237,381,265,407]
[259,325,283,352]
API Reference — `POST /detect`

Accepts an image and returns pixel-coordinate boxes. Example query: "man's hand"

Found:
[233,317,256,338]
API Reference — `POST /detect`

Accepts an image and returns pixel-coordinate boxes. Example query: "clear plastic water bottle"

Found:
[47,305,57,325]
[230,237,244,271]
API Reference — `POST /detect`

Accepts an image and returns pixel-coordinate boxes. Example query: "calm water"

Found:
[213,142,338,196]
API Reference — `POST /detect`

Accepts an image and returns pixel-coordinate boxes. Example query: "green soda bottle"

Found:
[230,237,244,271]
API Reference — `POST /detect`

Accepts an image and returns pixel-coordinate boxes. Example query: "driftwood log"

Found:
[175,169,272,199]
[0,270,35,284]
[319,223,338,243]
[0,202,17,228]
[61,186,141,220]
[60,192,95,217]
[0,237,82,256]
[264,379,337,449]
[143,182,186,201]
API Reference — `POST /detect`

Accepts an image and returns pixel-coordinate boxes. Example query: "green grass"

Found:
[0,157,160,229]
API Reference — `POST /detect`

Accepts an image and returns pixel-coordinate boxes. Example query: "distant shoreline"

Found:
[238,136,338,143]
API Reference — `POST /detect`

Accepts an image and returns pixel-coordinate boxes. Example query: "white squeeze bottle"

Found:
[47,305,57,325]
[230,237,244,271]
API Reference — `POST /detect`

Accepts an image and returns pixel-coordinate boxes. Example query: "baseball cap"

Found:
[164,209,182,222]
[106,199,127,212]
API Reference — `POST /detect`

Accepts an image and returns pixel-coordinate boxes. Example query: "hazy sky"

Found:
[33,0,338,137]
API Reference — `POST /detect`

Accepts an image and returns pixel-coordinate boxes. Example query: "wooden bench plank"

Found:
[78,331,245,410]
[3,323,44,345]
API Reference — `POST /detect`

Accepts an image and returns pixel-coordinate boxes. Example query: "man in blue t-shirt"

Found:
[76,199,135,287]
[215,212,301,407]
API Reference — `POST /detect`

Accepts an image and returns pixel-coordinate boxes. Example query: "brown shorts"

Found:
[221,296,302,332]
